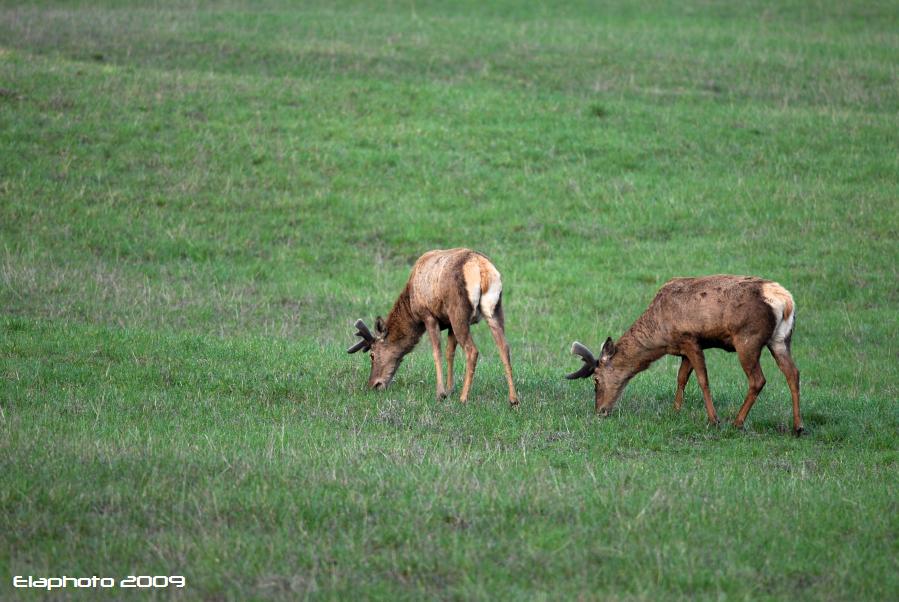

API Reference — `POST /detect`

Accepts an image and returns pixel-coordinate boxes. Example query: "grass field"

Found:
[2,1,898,599]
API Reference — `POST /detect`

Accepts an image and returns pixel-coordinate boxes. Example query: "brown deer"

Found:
[566,275,803,435]
[348,248,519,406]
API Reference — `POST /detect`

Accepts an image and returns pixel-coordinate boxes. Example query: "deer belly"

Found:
[698,337,736,352]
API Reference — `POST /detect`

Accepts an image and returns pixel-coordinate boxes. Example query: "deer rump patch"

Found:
[462,256,501,324]
[761,282,795,347]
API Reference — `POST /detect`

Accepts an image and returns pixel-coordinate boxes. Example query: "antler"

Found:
[354,319,374,341]
[565,341,598,379]
[347,319,375,354]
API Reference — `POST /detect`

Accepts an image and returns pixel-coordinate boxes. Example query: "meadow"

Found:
[1,1,897,599]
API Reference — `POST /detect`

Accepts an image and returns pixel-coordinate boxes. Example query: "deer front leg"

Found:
[682,345,719,425]
[673,356,692,411]
[424,317,447,400]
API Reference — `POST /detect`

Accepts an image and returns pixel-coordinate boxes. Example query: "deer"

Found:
[348,248,519,406]
[565,275,803,435]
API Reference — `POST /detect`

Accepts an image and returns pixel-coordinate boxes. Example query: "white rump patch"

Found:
[771,309,795,349]
[762,283,795,351]
[479,273,502,320]
[463,261,482,322]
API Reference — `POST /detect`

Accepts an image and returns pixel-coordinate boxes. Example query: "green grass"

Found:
[1,1,898,599]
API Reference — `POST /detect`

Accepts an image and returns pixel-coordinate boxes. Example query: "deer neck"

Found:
[614,320,668,378]
[385,285,425,355]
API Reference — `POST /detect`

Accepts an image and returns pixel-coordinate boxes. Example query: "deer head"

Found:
[566,338,627,415]
[347,317,405,390]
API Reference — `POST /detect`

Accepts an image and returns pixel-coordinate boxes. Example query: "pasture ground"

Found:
[1,1,897,599]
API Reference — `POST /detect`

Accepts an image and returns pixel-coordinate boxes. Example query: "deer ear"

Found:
[375,316,386,335]
[600,337,616,361]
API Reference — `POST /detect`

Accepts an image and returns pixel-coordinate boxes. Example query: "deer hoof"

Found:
[596,408,611,417]
[794,426,805,437]
[509,398,520,409]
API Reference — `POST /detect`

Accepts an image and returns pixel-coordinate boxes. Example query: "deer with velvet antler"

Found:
[348,248,519,406]
[566,275,803,435]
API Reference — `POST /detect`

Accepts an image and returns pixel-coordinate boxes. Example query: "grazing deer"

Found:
[566,275,803,435]
[348,248,519,406]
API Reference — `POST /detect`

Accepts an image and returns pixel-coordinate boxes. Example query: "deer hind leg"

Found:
[484,301,518,407]
[673,356,693,411]
[423,316,447,400]
[448,318,478,404]
[733,342,766,429]
[446,329,457,394]
[769,342,803,436]
[682,345,719,425]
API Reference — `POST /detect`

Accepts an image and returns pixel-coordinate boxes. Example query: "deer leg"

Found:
[733,343,766,429]
[424,317,446,400]
[449,320,478,404]
[673,356,692,411]
[682,346,718,425]
[769,342,803,436]
[459,337,479,403]
[485,303,518,407]
[446,329,457,394]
